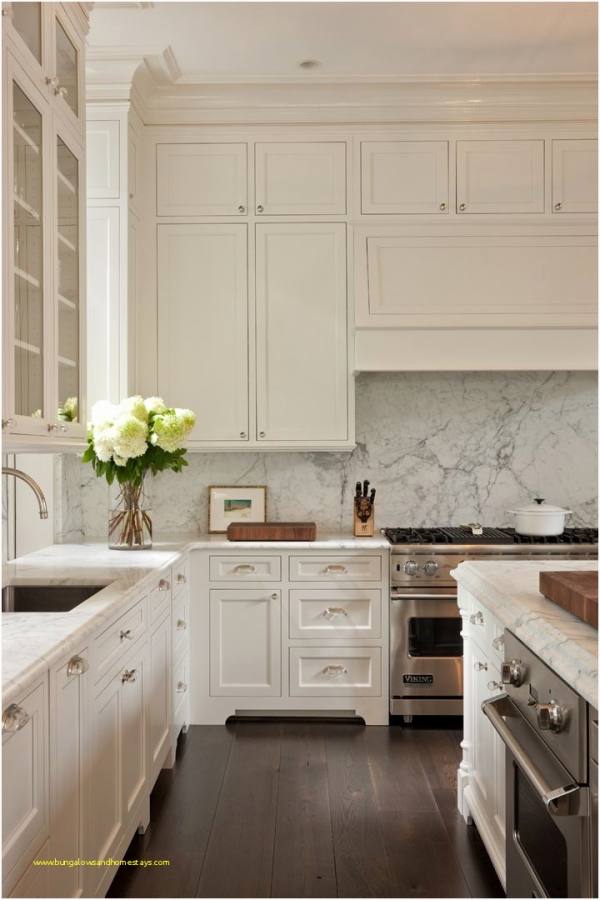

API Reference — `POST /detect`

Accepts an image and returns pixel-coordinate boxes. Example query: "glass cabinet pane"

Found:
[11,3,42,64]
[56,137,79,424]
[13,82,44,419]
[55,18,78,117]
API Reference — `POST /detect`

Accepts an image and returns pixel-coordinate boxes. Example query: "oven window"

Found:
[515,768,568,898]
[408,617,463,657]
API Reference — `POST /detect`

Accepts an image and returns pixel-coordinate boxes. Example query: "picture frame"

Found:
[208,485,267,533]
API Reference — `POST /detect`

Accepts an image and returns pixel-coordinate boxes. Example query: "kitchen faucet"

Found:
[2,467,49,519]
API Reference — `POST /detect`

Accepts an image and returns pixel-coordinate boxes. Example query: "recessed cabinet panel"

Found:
[255,142,346,214]
[456,140,544,213]
[255,223,348,442]
[361,141,449,213]
[289,646,381,696]
[87,121,120,198]
[357,231,596,327]
[156,143,247,216]
[290,589,382,639]
[157,225,248,442]
[552,139,598,213]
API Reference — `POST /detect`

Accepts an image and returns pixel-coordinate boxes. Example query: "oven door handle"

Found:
[482,694,587,817]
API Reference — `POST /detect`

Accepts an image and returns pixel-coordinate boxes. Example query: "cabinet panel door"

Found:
[149,616,172,773]
[158,224,248,442]
[121,642,149,817]
[255,142,346,214]
[456,140,544,213]
[51,6,84,131]
[256,223,348,442]
[86,120,120,198]
[210,589,281,696]
[361,141,449,213]
[552,139,598,213]
[156,143,247,216]
[85,677,122,873]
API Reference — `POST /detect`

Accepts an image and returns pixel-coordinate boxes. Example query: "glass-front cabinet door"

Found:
[51,7,82,129]
[8,2,43,66]
[54,129,83,435]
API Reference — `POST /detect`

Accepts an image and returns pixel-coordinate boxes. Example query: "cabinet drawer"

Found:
[289,556,381,582]
[149,576,172,624]
[94,599,146,684]
[290,647,381,696]
[290,589,381,639]
[172,589,189,660]
[209,555,281,582]
[172,557,189,596]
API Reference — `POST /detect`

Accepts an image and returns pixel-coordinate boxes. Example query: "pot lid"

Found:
[509,498,572,515]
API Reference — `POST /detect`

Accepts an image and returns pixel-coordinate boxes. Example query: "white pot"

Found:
[508,498,572,536]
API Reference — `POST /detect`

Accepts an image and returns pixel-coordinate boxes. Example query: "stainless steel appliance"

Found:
[483,631,598,898]
[385,526,598,720]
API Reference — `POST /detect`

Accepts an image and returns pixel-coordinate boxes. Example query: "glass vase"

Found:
[108,478,152,550]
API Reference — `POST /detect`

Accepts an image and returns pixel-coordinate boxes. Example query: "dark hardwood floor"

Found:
[108,720,504,899]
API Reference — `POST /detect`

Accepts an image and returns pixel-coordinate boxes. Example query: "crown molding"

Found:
[86,44,179,108]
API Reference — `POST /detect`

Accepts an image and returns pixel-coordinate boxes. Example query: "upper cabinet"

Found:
[456,140,545,214]
[361,141,449,214]
[254,142,346,215]
[552,139,598,213]
[156,143,248,216]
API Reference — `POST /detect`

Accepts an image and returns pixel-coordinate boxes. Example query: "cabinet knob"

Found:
[2,703,30,733]
[474,660,488,672]
[240,431,247,438]
[177,573,187,584]
[554,202,562,211]
[322,664,348,676]
[238,205,246,214]
[256,204,264,213]
[439,202,447,211]
[47,423,59,432]
[121,668,136,683]
[176,681,187,693]
[56,85,68,99]
[2,418,14,430]
[271,593,278,600]
[492,635,505,651]
[176,619,187,630]
[45,76,59,89]
[119,628,132,641]
[487,680,502,691]
[259,431,266,438]
[458,202,467,212]
[469,611,484,626]
[67,655,88,676]
[159,579,170,591]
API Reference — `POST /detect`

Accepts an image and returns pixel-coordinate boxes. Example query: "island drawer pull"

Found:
[67,655,89,676]
[323,564,347,575]
[469,611,484,626]
[322,607,348,618]
[474,660,488,672]
[158,579,170,591]
[492,635,505,651]
[120,628,133,641]
[2,703,30,733]
[322,664,348,676]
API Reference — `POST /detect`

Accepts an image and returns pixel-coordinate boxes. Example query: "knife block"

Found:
[353,501,375,537]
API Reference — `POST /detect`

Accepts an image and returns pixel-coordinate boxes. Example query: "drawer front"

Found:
[289,555,381,582]
[289,647,381,697]
[290,589,381,639]
[172,590,189,660]
[149,576,172,624]
[209,555,281,582]
[94,599,146,684]
[172,557,189,596]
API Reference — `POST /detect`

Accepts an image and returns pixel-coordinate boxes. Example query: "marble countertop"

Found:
[452,559,598,708]
[2,533,390,706]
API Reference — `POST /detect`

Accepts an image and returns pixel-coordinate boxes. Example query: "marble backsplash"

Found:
[56,371,598,540]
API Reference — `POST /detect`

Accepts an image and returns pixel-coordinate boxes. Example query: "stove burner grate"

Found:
[384,526,598,546]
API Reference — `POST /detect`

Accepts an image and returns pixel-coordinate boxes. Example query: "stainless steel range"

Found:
[384,526,598,721]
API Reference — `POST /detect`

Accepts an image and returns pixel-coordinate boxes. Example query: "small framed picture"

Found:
[208,485,267,533]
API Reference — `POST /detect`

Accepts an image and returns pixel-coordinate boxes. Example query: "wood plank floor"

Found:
[108,720,504,899]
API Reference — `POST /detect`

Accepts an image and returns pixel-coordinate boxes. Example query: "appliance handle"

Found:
[482,694,586,817]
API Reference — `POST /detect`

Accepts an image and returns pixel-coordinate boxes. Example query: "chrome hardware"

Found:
[501,658,526,687]
[474,660,488,672]
[58,423,67,432]
[458,202,467,211]
[233,564,255,574]
[67,655,88,676]
[238,205,245,213]
[45,76,59,89]
[176,573,187,584]
[322,664,348,676]
[158,579,170,591]
[239,431,247,438]
[2,418,14,429]
[176,681,187,693]
[322,606,348,618]
[439,202,447,210]
[536,700,566,733]
[554,202,562,211]
[403,560,418,576]
[121,669,136,683]
[47,423,58,432]
[487,680,502,691]
[271,593,278,600]
[492,635,505,651]
[2,467,48,519]
[176,619,187,631]
[2,703,30,734]
[56,85,68,99]
[323,564,347,575]
[256,204,264,213]
[423,560,438,576]
[469,611,484,626]
[119,628,132,641]
[259,431,266,438]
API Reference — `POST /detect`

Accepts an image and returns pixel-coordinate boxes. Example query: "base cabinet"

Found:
[148,614,172,779]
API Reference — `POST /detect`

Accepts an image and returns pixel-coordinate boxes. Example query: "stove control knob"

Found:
[403,560,419,576]
[536,700,566,733]
[423,560,438,576]
[501,659,526,687]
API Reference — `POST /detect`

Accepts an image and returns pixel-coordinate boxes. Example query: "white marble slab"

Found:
[452,559,598,707]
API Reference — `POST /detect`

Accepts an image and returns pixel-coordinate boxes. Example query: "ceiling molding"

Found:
[86,44,179,106]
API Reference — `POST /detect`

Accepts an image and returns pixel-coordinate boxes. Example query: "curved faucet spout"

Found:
[2,467,49,519]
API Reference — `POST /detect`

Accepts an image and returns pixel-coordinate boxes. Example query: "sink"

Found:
[2,584,106,613]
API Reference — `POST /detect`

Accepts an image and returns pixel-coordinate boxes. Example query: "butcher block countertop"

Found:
[452,559,598,708]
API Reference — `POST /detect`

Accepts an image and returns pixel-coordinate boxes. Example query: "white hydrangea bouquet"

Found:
[83,396,196,549]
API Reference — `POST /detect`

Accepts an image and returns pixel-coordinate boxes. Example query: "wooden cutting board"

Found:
[226,522,317,541]
[539,570,598,628]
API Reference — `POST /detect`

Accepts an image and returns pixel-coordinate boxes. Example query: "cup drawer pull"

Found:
[322,607,348,618]
[233,564,256,574]
[322,664,348,676]
[323,564,347,575]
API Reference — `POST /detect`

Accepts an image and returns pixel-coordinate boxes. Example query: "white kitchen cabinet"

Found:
[456,140,545,213]
[48,651,88,899]
[254,141,346,215]
[289,588,382,639]
[156,142,247,216]
[148,614,172,779]
[121,641,149,818]
[49,5,85,136]
[2,681,49,896]
[157,224,249,443]
[86,119,120,198]
[361,141,449,214]
[209,589,281,696]
[255,223,348,442]
[290,646,382,696]
[552,139,598,213]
